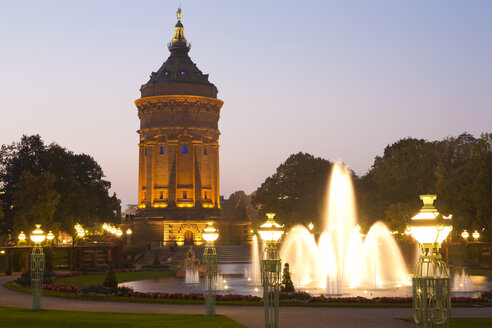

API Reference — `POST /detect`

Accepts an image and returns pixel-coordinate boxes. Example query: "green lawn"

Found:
[402,318,492,328]
[0,306,244,328]
[54,270,176,287]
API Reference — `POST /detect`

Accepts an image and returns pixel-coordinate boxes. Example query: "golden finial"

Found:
[176,7,182,22]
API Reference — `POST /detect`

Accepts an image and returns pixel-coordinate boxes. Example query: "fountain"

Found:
[216,275,229,291]
[452,269,474,292]
[280,162,410,294]
[245,234,262,285]
[185,269,199,284]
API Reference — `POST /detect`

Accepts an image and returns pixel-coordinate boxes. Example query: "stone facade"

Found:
[130,13,251,246]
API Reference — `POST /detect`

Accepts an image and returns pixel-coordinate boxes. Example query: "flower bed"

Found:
[41,281,485,304]
[55,268,152,279]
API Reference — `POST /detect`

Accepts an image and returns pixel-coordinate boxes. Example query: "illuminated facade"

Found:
[131,10,249,246]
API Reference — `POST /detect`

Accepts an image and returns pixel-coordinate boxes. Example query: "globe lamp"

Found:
[202,222,219,243]
[18,231,26,242]
[30,225,46,244]
[408,195,452,246]
[259,213,284,242]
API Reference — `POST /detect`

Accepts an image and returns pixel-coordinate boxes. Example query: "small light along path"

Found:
[1,275,491,328]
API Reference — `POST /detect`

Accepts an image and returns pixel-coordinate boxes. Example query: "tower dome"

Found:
[139,9,218,98]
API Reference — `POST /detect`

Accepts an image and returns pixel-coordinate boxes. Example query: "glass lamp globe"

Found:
[408,195,452,246]
[202,222,219,242]
[472,230,480,240]
[30,225,46,244]
[116,229,123,237]
[126,228,132,235]
[258,213,284,242]
[461,230,469,239]
[47,231,55,241]
[77,229,85,238]
[18,231,27,242]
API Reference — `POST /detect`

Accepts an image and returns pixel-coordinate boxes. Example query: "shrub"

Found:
[153,251,160,266]
[481,290,492,300]
[103,262,118,288]
[14,271,55,287]
[81,285,133,296]
[279,291,311,301]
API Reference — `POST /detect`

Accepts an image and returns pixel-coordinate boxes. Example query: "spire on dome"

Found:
[170,7,188,49]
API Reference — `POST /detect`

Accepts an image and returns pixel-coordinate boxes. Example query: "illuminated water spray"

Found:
[280,162,410,294]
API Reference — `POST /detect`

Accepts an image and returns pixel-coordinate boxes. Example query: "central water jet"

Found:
[280,162,410,294]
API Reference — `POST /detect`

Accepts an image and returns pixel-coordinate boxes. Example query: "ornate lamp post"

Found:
[472,230,480,243]
[46,231,55,245]
[126,228,133,244]
[202,222,219,316]
[30,225,46,311]
[18,231,26,245]
[259,213,284,328]
[408,195,452,328]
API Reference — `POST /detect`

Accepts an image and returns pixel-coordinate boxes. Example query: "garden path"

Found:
[1,275,491,328]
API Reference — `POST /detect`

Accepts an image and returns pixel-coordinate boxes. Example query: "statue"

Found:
[176,7,182,22]
[182,246,200,271]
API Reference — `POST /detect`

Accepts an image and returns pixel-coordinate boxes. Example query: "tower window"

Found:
[144,148,147,156]
[183,191,187,199]
[182,145,188,154]
[180,71,185,75]
[204,147,207,155]
[204,192,208,200]
[196,73,201,77]
[164,71,169,76]
[159,191,164,199]
[143,191,147,200]
[160,146,164,154]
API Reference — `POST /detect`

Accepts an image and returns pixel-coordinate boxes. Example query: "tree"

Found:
[0,135,47,232]
[252,152,332,227]
[384,202,413,233]
[0,135,121,235]
[103,261,118,288]
[357,138,439,228]
[357,133,492,240]
[435,133,492,237]
[13,171,60,233]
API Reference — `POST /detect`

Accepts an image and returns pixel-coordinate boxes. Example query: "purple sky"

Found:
[1,1,491,208]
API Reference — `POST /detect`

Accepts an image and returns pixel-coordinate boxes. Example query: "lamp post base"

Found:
[413,277,450,328]
[31,247,45,312]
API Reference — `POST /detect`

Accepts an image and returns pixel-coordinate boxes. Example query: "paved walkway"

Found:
[1,275,491,328]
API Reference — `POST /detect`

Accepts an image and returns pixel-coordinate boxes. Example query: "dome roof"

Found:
[140,12,218,98]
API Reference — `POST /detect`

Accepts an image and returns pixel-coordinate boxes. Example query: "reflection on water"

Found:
[121,262,492,299]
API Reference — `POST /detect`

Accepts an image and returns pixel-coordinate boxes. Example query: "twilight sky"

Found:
[1,1,491,208]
